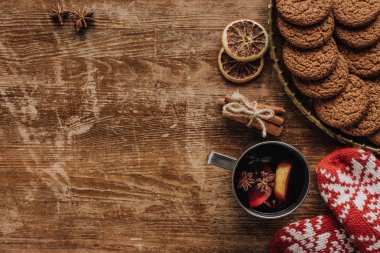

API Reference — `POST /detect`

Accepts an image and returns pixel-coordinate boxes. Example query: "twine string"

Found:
[222,92,275,137]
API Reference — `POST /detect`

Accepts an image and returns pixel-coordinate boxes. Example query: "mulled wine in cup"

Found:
[207,141,310,219]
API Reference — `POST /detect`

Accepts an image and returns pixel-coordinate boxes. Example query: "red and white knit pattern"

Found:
[270,215,357,253]
[317,148,380,253]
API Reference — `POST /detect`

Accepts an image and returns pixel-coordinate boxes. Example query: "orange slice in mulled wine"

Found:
[274,161,293,202]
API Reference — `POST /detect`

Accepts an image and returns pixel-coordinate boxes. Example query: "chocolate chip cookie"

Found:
[332,0,380,27]
[339,42,380,78]
[335,16,380,49]
[314,74,369,128]
[342,79,380,136]
[277,12,335,49]
[294,54,348,99]
[283,39,338,80]
[276,0,332,26]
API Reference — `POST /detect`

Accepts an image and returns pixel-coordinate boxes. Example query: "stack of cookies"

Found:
[276,0,380,146]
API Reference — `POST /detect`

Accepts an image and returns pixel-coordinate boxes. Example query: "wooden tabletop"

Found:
[0,0,343,252]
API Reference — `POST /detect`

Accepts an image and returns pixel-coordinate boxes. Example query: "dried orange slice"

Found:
[222,19,269,62]
[218,47,264,83]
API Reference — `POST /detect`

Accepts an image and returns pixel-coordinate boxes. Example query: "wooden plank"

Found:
[0,0,342,252]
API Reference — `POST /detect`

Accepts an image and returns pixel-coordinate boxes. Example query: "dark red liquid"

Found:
[234,143,308,214]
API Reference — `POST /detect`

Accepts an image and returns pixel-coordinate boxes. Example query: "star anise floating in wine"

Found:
[263,198,283,209]
[71,9,96,32]
[255,171,275,196]
[237,158,293,210]
[238,171,255,191]
[50,2,69,25]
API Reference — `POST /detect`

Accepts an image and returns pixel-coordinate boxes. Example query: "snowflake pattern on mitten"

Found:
[317,148,380,252]
[270,215,357,253]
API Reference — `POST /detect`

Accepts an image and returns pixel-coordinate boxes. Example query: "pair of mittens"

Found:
[271,148,380,253]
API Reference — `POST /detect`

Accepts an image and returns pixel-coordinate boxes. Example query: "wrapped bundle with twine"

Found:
[218,92,285,137]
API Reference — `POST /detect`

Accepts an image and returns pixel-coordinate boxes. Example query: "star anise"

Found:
[263,198,283,208]
[71,9,96,31]
[248,154,273,165]
[238,171,255,191]
[255,171,275,196]
[50,2,70,25]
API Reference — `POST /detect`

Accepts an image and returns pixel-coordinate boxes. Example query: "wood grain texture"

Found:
[0,0,343,252]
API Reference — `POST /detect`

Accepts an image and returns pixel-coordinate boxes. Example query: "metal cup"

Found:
[207,141,310,219]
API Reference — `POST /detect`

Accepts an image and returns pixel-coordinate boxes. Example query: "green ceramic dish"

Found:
[267,0,380,155]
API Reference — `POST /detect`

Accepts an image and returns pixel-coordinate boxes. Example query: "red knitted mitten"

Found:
[270,215,357,253]
[317,148,380,252]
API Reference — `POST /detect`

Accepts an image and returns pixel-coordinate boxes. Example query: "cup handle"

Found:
[207,151,237,171]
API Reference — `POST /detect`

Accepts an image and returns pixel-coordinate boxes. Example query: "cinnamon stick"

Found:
[218,97,285,126]
[268,115,285,126]
[257,103,286,115]
[219,96,286,115]
[225,114,283,137]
